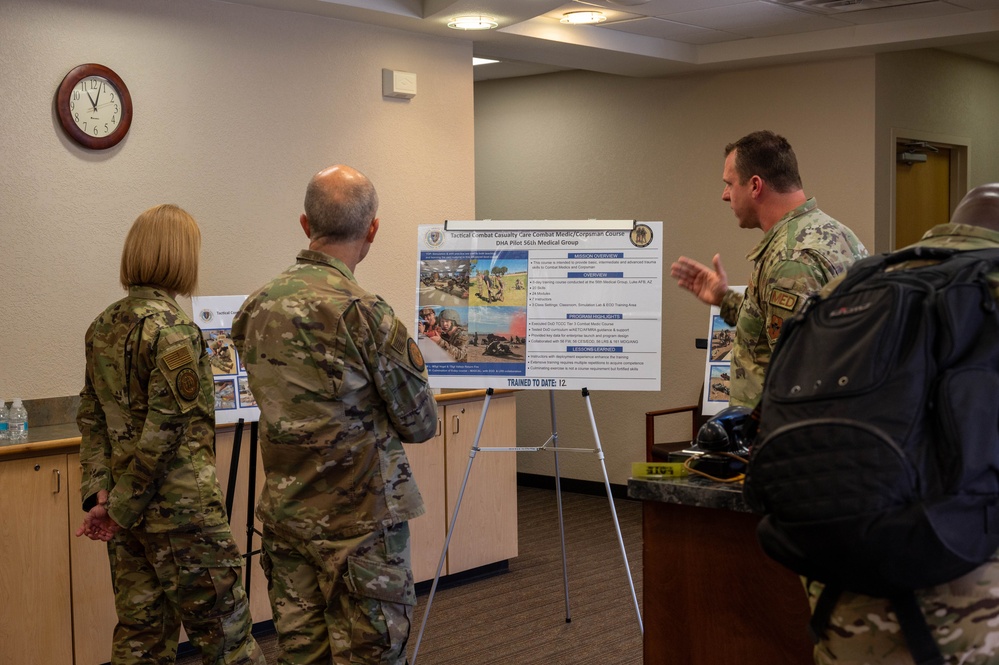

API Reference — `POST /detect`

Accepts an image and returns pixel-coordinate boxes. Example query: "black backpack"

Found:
[743,246,999,665]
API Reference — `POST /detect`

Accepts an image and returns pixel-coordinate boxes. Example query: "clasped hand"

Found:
[75,489,121,542]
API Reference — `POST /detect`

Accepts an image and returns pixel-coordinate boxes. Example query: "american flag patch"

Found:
[162,345,194,370]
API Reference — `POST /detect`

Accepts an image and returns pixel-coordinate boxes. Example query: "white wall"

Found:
[0,0,475,398]
[475,58,878,484]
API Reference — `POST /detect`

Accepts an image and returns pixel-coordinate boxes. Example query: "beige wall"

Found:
[0,0,474,398]
[874,49,999,251]
[475,58,878,484]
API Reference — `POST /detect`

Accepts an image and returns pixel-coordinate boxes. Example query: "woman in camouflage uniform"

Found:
[75,204,264,665]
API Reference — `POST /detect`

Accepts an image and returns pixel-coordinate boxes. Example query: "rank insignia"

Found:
[408,338,425,372]
[176,368,201,401]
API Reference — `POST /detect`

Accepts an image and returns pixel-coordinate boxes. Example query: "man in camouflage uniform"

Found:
[807,184,999,665]
[670,130,867,407]
[231,164,438,665]
[426,308,468,362]
[76,204,263,665]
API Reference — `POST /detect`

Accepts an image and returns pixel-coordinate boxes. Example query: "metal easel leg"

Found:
[581,388,643,634]
[244,421,259,602]
[224,417,260,605]
[549,390,572,623]
[411,389,495,665]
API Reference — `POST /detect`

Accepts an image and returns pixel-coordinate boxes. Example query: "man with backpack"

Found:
[670,130,867,407]
[748,184,999,665]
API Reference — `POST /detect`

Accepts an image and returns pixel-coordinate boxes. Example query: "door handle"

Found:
[52,468,61,494]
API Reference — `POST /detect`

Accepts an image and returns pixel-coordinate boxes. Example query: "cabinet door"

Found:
[0,455,74,665]
[404,414,447,583]
[68,452,118,665]
[444,397,519,574]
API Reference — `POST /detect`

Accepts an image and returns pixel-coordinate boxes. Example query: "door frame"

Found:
[890,127,969,250]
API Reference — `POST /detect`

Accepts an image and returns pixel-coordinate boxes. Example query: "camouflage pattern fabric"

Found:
[261,522,415,665]
[719,198,867,408]
[434,324,468,362]
[232,248,436,664]
[231,249,438,541]
[808,222,999,665]
[78,286,262,663]
[108,527,263,665]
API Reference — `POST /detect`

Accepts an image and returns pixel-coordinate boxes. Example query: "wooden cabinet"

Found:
[0,454,75,665]
[68,453,118,665]
[0,389,517,663]
[405,393,518,583]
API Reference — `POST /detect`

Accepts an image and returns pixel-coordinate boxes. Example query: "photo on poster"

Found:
[467,306,527,364]
[214,379,236,410]
[710,315,736,362]
[419,258,469,309]
[706,364,731,403]
[202,328,237,376]
[237,376,256,408]
[469,257,528,307]
[701,286,745,416]
[417,305,470,363]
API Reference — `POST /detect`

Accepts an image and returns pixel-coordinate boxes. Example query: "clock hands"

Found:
[85,88,98,112]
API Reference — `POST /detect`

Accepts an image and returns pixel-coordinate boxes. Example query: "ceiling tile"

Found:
[598,16,747,43]
[830,1,968,24]
[662,1,852,37]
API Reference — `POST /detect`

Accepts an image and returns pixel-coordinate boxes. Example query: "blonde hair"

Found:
[119,204,201,295]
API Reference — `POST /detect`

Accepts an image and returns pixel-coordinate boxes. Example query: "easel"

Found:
[411,387,643,664]
[224,418,261,602]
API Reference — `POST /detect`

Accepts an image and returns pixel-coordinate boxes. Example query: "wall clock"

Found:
[56,64,132,149]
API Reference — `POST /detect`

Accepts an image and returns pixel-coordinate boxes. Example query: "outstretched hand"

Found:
[75,489,121,542]
[670,254,729,306]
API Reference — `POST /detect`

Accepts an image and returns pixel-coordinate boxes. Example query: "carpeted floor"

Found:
[178,486,643,664]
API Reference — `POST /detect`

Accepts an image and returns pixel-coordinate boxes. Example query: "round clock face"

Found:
[56,64,132,150]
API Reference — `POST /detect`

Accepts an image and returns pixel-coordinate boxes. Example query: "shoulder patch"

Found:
[408,338,425,372]
[388,318,408,356]
[768,289,799,312]
[176,367,201,402]
[162,344,195,370]
[768,315,784,342]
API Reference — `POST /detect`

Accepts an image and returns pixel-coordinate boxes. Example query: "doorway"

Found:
[893,134,968,250]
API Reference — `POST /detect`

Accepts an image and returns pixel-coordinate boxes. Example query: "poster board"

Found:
[191,295,258,425]
[415,220,663,391]
[701,286,745,416]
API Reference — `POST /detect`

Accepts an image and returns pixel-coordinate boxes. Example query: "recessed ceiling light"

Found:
[447,15,498,30]
[560,11,606,25]
[473,57,500,66]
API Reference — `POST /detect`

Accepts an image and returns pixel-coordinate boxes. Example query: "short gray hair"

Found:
[304,168,378,241]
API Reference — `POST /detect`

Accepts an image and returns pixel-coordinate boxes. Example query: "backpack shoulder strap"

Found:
[807,584,842,645]
[808,586,945,665]
[890,592,945,665]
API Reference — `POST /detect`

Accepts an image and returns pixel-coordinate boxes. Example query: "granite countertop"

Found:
[0,389,515,461]
[0,422,83,458]
[627,475,753,513]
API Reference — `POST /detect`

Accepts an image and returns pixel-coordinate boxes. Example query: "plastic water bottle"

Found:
[8,398,28,444]
[0,400,8,443]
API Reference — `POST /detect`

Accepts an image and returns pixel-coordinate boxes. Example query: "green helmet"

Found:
[439,308,462,325]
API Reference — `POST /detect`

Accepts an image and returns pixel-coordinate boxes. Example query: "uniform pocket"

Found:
[345,555,416,606]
